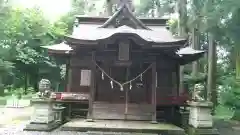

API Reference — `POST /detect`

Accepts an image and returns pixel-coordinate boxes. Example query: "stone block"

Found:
[31,114,55,124]
[188,101,213,128]
[30,104,55,124]
[24,99,61,131]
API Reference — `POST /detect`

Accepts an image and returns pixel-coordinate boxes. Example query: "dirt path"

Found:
[0,107,32,126]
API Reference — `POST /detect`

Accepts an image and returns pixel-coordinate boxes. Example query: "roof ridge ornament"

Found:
[100,0,150,30]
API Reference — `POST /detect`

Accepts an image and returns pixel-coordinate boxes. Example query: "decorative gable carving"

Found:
[100,4,150,30]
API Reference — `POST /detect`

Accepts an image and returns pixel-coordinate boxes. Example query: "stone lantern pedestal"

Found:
[187,101,219,135]
[24,99,63,131]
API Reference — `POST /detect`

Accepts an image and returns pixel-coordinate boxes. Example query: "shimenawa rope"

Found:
[94,61,152,91]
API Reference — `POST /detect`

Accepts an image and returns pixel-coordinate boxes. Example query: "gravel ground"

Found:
[0,125,88,135]
[0,106,239,135]
[0,121,157,135]
[0,120,239,135]
[0,107,156,135]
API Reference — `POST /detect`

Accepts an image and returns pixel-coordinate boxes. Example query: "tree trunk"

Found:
[207,33,217,109]
[106,0,113,16]
[233,46,240,120]
[155,0,163,17]
[191,27,200,77]
[177,0,187,37]
[191,0,201,77]
[177,0,187,94]
[0,75,4,96]
[236,48,240,79]
[24,72,30,95]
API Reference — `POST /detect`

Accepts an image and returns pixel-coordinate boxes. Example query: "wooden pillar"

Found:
[66,57,72,92]
[176,66,180,96]
[124,67,130,119]
[151,62,157,123]
[87,51,96,122]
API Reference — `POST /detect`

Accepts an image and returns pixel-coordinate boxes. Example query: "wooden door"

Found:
[110,66,127,103]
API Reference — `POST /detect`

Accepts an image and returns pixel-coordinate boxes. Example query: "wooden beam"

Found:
[66,58,72,92]
[151,62,157,124]
[87,51,96,122]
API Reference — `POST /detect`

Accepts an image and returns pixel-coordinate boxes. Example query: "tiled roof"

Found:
[69,25,186,44]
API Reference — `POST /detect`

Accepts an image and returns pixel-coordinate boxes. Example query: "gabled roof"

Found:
[65,3,187,46]
[41,42,72,51]
[67,25,186,45]
[176,47,205,65]
[41,42,72,54]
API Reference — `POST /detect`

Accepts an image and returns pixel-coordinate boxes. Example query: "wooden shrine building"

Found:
[44,3,205,126]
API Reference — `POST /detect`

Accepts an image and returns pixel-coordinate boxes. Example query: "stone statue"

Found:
[192,83,205,102]
[36,79,52,99]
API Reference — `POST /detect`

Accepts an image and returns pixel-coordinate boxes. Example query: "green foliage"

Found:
[214,105,234,119]
[135,0,175,17]
[167,19,178,35]
[184,73,207,84]
[220,76,240,108]
[4,85,35,96]
[60,65,66,79]
[0,0,70,96]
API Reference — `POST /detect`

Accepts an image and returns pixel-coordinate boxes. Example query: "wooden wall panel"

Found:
[68,51,183,105]
[156,69,180,105]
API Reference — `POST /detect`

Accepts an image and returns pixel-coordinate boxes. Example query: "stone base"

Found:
[188,101,213,128]
[188,126,219,135]
[24,99,62,131]
[24,121,60,132]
